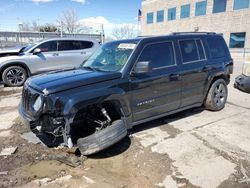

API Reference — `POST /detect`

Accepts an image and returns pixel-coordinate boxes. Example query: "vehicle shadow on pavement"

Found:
[130,107,204,135]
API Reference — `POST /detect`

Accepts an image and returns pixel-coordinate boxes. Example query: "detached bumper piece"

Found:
[234,74,250,93]
[77,120,127,155]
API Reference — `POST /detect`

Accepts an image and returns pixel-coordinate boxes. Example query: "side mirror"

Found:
[33,48,41,55]
[133,61,152,75]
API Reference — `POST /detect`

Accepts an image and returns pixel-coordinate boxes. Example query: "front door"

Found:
[130,41,181,122]
[27,40,60,74]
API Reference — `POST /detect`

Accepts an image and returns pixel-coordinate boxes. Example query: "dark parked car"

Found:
[19,32,233,155]
[234,62,250,93]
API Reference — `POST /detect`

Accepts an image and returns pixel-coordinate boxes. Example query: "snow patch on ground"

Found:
[156,175,178,188]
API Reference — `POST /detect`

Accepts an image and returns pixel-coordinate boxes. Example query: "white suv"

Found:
[0,38,100,87]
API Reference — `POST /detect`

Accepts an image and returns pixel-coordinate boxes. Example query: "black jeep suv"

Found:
[19,32,233,155]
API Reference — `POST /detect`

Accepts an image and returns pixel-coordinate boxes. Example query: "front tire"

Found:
[204,79,228,111]
[2,66,27,87]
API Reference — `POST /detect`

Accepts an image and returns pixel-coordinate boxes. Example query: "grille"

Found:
[22,85,39,112]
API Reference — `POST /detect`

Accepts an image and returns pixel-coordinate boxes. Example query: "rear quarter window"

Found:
[80,41,94,49]
[207,37,228,59]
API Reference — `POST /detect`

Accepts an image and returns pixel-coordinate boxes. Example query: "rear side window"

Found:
[179,40,199,62]
[138,41,175,69]
[207,37,227,59]
[179,39,206,63]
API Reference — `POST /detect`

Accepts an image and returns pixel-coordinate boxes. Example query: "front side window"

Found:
[168,7,176,21]
[37,41,57,52]
[138,42,175,69]
[179,40,199,63]
[147,12,154,24]
[213,0,227,13]
[157,10,164,23]
[207,37,227,58]
[195,1,207,16]
[229,32,246,48]
[233,0,250,10]
[181,4,191,19]
[83,41,137,72]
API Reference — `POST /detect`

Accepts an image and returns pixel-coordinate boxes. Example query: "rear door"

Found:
[56,40,94,69]
[130,40,181,122]
[178,38,208,107]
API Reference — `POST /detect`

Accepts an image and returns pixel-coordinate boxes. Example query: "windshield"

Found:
[83,41,137,72]
[21,43,37,53]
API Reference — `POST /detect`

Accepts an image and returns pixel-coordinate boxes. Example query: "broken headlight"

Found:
[33,95,42,111]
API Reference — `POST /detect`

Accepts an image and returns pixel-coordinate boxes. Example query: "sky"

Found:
[0,0,141,36]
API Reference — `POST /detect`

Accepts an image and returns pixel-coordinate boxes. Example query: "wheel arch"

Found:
[0,62,31,81]
[203,73,229,102]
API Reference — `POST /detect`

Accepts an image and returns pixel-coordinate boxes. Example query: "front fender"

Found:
[61,86,131,118]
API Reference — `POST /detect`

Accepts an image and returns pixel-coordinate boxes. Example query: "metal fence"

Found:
[230,48,250,60]
[0,31,103,49]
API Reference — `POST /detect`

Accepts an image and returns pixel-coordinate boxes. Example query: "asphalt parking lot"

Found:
[0,60,249,188]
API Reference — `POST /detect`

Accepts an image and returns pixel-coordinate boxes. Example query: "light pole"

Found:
[18,22,23,44]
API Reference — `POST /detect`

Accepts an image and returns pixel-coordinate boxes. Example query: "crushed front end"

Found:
[18,83,69,145]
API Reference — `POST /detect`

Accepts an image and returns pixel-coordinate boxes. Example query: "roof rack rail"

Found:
[172,32,217,35]
[136,35,154,38]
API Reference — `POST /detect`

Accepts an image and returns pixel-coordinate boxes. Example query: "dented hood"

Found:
[0,46,24,57]
[27,69,122,94]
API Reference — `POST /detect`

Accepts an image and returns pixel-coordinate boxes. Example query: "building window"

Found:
[157,10,164,22]
[233,0,250,10]
[195,1,207,16]
[168,7,176,21]
[147,12,154,24]
[229,32,246,48]
[213,0,227,13]
[181,4,191,19]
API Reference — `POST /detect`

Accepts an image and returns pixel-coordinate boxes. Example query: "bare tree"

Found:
[58,9,80,34]
[112,25,136,40]
[39,24,58,32]
[19,21,40,32]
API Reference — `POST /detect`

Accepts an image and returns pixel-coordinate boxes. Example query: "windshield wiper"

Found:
[83,66,100,72]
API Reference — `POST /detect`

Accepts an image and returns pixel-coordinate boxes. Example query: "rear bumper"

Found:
[234,74,250,93]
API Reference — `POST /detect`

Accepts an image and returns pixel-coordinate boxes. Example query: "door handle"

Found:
[81,52,87,55]
[52,53,59,56]
[169,73,181,81]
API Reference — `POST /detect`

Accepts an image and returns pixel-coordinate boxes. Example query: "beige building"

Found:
[141,0,250,52]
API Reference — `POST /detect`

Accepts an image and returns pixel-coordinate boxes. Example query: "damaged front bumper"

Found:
[234,74,250,93]
[18,103,36,129]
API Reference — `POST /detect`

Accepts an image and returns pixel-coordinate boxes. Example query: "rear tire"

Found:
[2,66,27,87]
[77,120,127,155]
[204,79,228,111]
